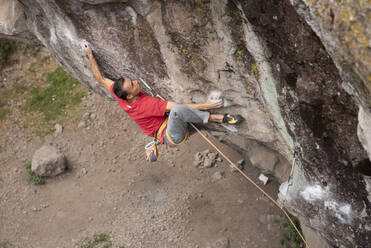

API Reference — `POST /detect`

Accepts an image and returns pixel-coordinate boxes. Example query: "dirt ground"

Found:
[0,47,288,248]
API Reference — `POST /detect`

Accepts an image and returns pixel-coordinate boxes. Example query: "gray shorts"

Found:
[163,105,210,145]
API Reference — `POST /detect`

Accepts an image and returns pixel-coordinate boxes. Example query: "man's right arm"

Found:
[84,46,113,91]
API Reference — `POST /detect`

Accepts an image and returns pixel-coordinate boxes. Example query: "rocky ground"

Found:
[0,46,293,248]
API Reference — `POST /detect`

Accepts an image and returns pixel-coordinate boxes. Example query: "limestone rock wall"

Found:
[1,0,370,247]
[290,0,371,110]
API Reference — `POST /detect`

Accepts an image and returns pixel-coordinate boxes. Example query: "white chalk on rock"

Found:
[259,174,269,185]
[80,40,95,53]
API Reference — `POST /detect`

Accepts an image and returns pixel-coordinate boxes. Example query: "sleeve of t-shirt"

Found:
[145,96,168,117]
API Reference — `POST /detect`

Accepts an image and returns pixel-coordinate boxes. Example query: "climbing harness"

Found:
[145,116,190,162]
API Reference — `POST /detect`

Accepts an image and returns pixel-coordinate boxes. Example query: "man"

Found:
[83,43,242,146]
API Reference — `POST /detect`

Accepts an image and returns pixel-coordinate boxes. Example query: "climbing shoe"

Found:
[222,114,244,124]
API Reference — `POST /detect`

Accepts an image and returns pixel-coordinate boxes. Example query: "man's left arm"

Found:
[165,100,223,112]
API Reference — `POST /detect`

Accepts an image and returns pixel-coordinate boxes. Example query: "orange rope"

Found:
[189,122,310,248]
[155,94,308,247]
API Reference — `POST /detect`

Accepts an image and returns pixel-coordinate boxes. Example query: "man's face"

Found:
[123,77,142,99]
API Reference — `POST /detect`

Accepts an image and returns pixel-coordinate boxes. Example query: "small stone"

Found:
[40,203,49,208]
[258,174,269,185]
[214,237,230,248]
[194,152,202,160]
[194,160,202,167]
[211,171,223,182]
[207,152,217,160]
[78,121,86,128]
[204,158,214,168]
[201,149,210,156]
[81,167,88,175]
[231,159,244,172]
[90,113,97,120]
[83,112,90,119]
[54,123,63,136]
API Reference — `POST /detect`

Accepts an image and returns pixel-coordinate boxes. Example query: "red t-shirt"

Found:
[110,84,168,142]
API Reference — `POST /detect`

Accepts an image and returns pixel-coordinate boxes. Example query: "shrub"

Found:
[24,160,45,185]
[0,38,15,69]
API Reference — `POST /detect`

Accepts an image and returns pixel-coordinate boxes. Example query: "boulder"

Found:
[31,145,67,177]
[0,0,39,44]
[290,0,371,109]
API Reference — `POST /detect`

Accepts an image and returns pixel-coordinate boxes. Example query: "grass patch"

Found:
[28,62,36,73]
[23,67,87,136]
[23,160,45,185]
[27,67,86,122]
[80,233,112,248]
[280,214,305,248]
[0,100,10,121]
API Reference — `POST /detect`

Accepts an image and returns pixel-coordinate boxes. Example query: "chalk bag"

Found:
[145,141,158,162]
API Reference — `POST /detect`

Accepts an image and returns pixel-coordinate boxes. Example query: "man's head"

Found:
[113,77,142,102]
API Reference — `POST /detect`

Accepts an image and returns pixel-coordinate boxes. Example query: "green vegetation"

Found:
[0,38,15,69]
[80,233,112,248]
[280,215,305,248]
[24,67,87,136]
[251,63,259,79]
[0,101,10,121]
[23,160,45,185]
[27,67,86,121]
[28,62,36,73]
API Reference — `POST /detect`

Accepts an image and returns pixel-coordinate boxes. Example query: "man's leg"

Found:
[165,105,223,145]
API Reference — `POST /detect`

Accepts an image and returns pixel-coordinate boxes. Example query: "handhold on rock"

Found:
[31,144,67,177]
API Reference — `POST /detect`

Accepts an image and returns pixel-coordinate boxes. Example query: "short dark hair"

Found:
[113,78,128,100]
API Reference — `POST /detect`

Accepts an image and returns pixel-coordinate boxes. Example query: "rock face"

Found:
[31,145,67,177]
[290,0,371,110]
[0,0,39,44]
[2,0,370,247]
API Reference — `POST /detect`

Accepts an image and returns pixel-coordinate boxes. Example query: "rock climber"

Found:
[82,43,243,148]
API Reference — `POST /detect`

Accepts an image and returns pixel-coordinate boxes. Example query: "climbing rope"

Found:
[188,123,310,248]
[151,89,309,247]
